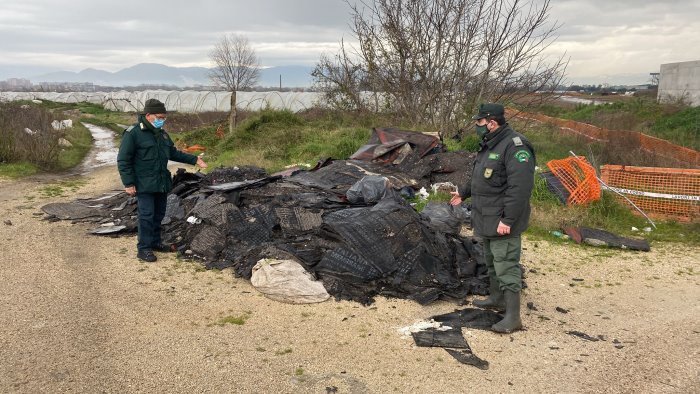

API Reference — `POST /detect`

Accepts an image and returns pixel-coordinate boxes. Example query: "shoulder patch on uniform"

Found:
[139,122,145,129]
[514,149,531,163]
[488,152,500,160]
[125,125,135,133]
[512,136,523,146]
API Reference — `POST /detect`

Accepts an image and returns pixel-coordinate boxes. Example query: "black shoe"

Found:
[137,250,157,262]
[152,243,175,253]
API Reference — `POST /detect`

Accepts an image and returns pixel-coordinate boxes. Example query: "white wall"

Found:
[658,60,700,106]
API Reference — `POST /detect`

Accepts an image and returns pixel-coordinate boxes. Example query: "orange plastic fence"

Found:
[508,110,700,167]
[546,156,601,205]
[601,165,700,222]
[182,144,207,153]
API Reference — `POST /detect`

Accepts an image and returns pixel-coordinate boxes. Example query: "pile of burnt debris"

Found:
[42,127,487,305]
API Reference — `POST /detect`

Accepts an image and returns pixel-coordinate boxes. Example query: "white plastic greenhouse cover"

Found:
[0,91,327,113]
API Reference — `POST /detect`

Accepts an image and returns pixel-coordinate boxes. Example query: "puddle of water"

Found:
[76,123,118,174]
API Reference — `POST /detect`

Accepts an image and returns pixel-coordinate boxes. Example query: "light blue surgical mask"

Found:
[152,118,165,129]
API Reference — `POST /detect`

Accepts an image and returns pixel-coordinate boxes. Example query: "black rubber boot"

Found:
[491,290,522,333]
[473,280,505,311]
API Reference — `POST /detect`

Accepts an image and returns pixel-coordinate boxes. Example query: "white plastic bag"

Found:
[251,259,330,304]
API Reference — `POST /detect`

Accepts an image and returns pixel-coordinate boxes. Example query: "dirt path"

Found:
[1,166,698,393]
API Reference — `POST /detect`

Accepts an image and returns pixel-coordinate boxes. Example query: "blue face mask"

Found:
[152,118,165,129]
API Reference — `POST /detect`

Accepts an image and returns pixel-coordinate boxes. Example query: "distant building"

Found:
[36,82,96,92]
[0,78,32,90]
[658,60,700,106]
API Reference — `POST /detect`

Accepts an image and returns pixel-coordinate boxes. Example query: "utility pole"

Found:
[279,74,282,90]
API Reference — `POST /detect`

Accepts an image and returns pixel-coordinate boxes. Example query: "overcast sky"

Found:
[1,0,698,84]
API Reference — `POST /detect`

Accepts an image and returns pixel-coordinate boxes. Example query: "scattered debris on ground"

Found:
[566,330,604,342]
[563,227,651,251]
[402,307,502,369]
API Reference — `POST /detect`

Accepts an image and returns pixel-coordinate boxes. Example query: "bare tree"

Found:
[313,0,567,132]
[311,41,369,112]
[209,34,261,133]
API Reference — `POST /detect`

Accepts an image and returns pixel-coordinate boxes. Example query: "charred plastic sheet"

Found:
[410,308,501,369]
[539,171,569,204]
[42,132,482,305]
[350,127,440,163]
[563,227,651,252]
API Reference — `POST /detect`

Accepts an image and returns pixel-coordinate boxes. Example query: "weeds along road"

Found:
[1,165,699,393]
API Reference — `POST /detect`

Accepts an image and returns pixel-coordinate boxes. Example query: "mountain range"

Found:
[19,63,315,88]
[1,62,652,88]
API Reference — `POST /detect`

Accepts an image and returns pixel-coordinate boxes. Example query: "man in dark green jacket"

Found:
[117,98,207,262]
[451,103,535,333]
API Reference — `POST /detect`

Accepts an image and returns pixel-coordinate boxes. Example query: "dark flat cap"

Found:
[143,98,166,114]
[472,103,504,120]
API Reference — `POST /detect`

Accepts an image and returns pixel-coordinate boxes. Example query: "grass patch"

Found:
[274,348,293,356]
[527,183,700,245]
[212,313,250,326]
[409,191,452,212]
[529,98,699,151]
[0,161,38,178]
[38,179,87,198]
[178,109,374,172]
[56,121,93,170]
[651,106,700,151]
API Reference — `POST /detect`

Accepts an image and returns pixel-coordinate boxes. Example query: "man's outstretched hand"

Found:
[196,157,208,169]
[450,191,462,206]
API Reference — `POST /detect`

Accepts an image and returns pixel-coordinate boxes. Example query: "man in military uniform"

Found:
[451,103,535,333]
[117,98,208,262]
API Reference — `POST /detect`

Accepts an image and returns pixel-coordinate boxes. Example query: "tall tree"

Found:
[313,0,567,132]
[209,34,261,134]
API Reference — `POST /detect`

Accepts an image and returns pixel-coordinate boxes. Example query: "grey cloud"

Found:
[1,0,698,84]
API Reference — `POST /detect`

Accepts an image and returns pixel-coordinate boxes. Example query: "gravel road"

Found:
[1,166,698,393]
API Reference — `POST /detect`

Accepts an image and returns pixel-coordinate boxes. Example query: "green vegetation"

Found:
[170,107,699,245]
[175,109,375,172]
[527,179,700,245]
[0,100,128,178]
[38,179,87,198]
[531,97,699,151]
[0,161,38,178]
[2,97,697,244]
[651,106,700,151]
[56,121,93,170]
[410,191,452,212]
[212,313,250,326]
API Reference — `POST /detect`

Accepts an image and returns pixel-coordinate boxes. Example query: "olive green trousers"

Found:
[483,236,522,292]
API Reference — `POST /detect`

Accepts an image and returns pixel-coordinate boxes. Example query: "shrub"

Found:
[0,102,61,169]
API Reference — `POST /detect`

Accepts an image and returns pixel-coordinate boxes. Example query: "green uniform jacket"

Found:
[117,115,197,194]
[462,123,536,239]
